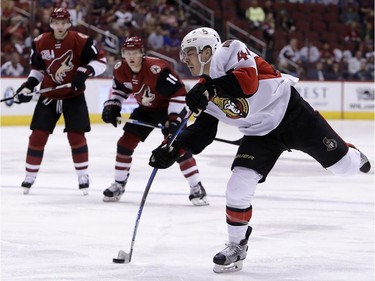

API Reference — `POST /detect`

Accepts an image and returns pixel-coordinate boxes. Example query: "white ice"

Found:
[1,120,374,281]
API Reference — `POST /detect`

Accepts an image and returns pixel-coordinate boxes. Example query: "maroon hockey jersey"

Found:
[30,30,106,99]
[112,56,186,112]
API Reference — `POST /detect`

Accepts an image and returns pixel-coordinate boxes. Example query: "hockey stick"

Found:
[116,117,164,129]
[113,109,193,264]
[213,137,242,146]
[116,117,242,146]
[116,106,188,129]
[0,83,72,102]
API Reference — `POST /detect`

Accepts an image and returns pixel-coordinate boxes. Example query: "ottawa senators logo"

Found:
[323,137,337,151]
[211,96,249,119]
[46,50,74,84]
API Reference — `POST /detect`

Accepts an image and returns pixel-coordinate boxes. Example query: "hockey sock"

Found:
[227,205,253,244]
[177,153,201,186]
[67,131,88,172]
[25,130,49,174]
[115,132,140,182]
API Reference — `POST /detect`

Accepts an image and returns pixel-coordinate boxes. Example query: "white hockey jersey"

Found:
[206,39,299,136]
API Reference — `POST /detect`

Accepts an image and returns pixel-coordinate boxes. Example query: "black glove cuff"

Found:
[77,65,95,77]
[103,99,121,108]
[199,74,215,98]
[200,74,212,84]
[25,77,39,90]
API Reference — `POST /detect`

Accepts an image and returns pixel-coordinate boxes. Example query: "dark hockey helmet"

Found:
[121,36,144,57]
[50,8,71,21]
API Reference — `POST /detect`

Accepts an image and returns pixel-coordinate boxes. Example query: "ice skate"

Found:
[189,182,209,206]
[78,174,89,195]
[21,175,36,195]
[347,143,371,173]
[213,226,252,273]
[103,174,129,202]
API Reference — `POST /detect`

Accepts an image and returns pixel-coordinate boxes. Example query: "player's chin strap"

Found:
[198,54,212,76]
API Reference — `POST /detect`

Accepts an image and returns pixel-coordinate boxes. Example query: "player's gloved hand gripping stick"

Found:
[113,108,193,264]
[0,83,72,103]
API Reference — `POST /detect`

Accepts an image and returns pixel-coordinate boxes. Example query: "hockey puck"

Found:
[113,258,125,263]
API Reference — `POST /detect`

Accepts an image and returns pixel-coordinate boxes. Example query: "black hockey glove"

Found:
[102,99,122,127]
[162,113,181,137]
[15,77,39,104]
[71,66,93,93]
[149,142,183,169]
[186,74,215,115]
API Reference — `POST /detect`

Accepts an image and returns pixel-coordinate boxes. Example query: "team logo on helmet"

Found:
[211,96,249,119]
[122,36,144,49]
[50,8,71,20]
[46,50,74,84]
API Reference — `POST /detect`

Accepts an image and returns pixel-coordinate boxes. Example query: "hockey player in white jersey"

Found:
[149,27,371,273]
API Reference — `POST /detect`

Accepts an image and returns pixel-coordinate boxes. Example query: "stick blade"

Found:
[113,250,131,264]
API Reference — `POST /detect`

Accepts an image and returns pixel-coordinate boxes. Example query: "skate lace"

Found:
[221,242,243,257]
[24,175,36,184]
[78,175,89,185]
[190,183,202,196]
[108,182,123,192]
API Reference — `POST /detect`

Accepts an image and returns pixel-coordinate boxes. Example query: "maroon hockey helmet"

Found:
[121,36,144,58]
[122,36,144,50]
[50,8,71,21]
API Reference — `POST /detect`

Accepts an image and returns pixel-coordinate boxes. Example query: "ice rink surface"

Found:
[1,120,374,281]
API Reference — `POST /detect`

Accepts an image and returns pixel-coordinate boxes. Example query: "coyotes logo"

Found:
[46,50,74,84]
[211,96,249,119]
[133,84,155,106]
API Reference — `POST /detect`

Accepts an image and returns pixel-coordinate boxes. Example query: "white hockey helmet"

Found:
[180,27,221,61]
[180,27,221,75]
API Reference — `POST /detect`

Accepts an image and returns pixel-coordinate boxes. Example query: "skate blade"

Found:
[213,260,243,273]
[190,196,209,206]
[23,187,30,195]
[103,196,121,202]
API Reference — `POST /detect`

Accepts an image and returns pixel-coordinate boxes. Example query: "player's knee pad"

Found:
[226,166,262,209]
[326,147,361,176]
[29,130,50,148]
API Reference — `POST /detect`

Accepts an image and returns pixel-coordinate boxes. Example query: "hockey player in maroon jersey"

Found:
[149,27,371,272]
[15,8,107,195]
[101,36,208,206]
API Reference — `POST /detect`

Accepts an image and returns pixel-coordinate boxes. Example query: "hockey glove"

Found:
[15,77,39,104]
[71,66,93,93]
[162,113,181,137]
[186,74,215,115]
[149,142,184,169]
[102,99,122,127]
